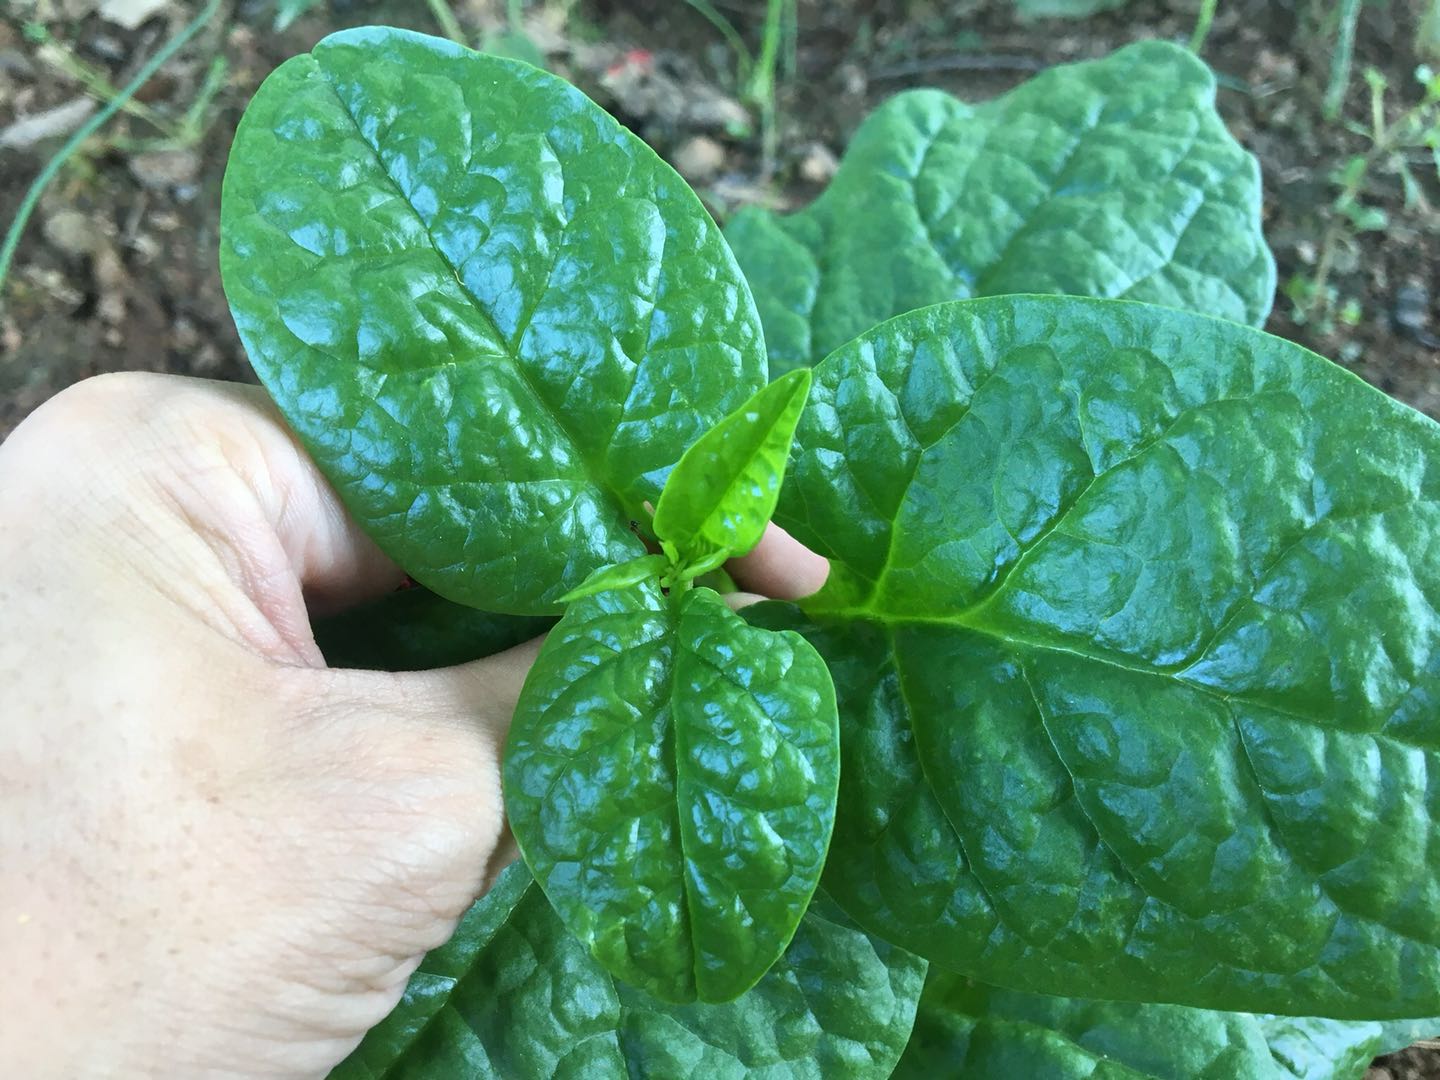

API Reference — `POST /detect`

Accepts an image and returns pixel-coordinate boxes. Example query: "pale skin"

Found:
[0,373,829,1079]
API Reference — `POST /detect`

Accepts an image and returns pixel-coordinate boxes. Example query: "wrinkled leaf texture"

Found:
[221,27,766,615]
[505,580,839,1003]
[749,295,1440,1019]
[725,41,1274,377]
[893,970,1420,1079]
[330,861,924,1079]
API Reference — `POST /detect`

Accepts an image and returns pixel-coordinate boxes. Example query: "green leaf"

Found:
[504,581,839,1003]
[313,586,551,671]
[558,553,670,603]
[750,295,1440,1019]
[724,41,1275,377]
[1377,1017,1440,1054]
[653,369,812,566]
[331,862,925,1079]
[221,27,765,615]
[893,970,1391,1079]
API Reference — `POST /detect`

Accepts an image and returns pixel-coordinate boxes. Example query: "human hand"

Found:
[0,374,827,1079]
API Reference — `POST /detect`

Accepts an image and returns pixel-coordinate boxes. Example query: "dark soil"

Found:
[3,1,1439,1073]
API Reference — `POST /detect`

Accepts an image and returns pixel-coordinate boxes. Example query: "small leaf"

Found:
[893,969,1396,1079]
[504,580,839,1003]
[330,863,925,1079]
[557,553,669,603]
[725,41,1274,376]
[221,27,765,614]
[653,368,812,566]
[753,295,1440,1019]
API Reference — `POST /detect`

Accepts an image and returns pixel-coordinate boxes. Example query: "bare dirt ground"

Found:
[3,1,1440,1074]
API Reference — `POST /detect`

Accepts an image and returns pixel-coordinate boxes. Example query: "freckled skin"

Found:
[0,375,537,1079]
[0,373,827,1079]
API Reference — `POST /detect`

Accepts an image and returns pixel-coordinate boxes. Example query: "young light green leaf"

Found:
[220,27,765,615]
[557,553,669,603]
[725,41,1274,376]
[750,295,1440,1020]
[893,970,1392,1079]
[652,369,812,567]
[313,586,552,671]
[504,580,839,1004]
[330,862,926,1079]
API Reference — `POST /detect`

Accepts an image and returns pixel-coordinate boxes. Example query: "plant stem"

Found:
[1424,0,1440,57]
[426,0,467,45]
[683,0,753,85]
[1323,0,1363,120]
[782,0,798,81]
[750,0,787,179]
[1189,0,1218,53]
[34,33,177,137]
[0,0,222,316]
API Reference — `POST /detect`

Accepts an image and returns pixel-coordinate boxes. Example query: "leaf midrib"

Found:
[309,55,632,520]
[822,603,1425,748]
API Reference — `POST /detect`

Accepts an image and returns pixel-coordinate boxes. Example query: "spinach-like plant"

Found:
[221,27,1440,1078]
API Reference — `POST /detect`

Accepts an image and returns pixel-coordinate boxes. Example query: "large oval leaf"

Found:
[893,970,1398,1079]
[725,41,1274,376]
[505,581,839,1002]
[331,862,926,1079]
[753,295,1440,1019]
[221,27,765,614]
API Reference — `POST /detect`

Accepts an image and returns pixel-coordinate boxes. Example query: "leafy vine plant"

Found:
[221,27,1440,1079]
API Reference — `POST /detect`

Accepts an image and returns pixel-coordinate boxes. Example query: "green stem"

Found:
[426,0,466,45]
[751,0,786,178]
[0,0,222,315]
[1189,0,1218,53]
[683,0,753,85]
[1323,0,1363,120]
[782,0,798,81]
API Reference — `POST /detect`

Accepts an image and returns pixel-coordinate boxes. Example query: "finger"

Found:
[300,634,544,890]
[728,523,829,600]
[722,590,768,612]
[2,374,404,664]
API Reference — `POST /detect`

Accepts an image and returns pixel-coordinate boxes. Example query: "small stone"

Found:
[672,135,726,183]
[43,210,97,259]
[683,92,751,135]
[97,0,170,31]
[0,98,95,151]
[93,244,128,325]
[798,143,839,185]
[128,149,201,192]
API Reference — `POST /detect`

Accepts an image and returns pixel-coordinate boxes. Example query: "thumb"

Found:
[284,634,544,911]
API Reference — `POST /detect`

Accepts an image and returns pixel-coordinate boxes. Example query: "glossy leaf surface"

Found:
[753,295,1440,1019]
[505,582,839,1003]
[893,970,1390,1079]
[331,862,925,1079]
[724,41,1273,376]
[653,369,812,565]
[314,586,551,671]
[221,27,765,614]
